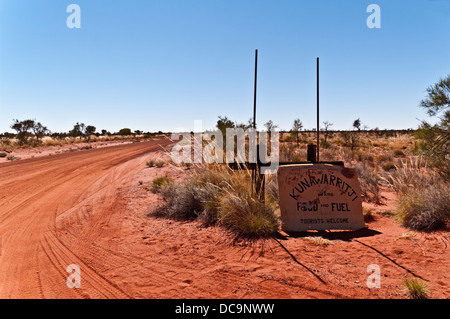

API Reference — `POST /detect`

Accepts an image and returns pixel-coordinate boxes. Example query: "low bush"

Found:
[147,158,166,168]
[155,159,165,168]
[152,180,203,220]
[6,155,21,161]
[149,177,173,193]
[146,159,157,167]
[149,164,280,239]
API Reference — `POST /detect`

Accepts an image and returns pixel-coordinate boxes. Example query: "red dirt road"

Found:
[0,138,449,299]
[0,138,173,298]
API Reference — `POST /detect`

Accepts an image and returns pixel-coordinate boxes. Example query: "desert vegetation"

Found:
[143,122,445,243]
[148,73,449,240]
[149,163,280,240]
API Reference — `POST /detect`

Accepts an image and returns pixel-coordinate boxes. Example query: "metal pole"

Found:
[253,49,258,129]
[251,50,258,196]
[252,49,265,202]
[316,57,320,163]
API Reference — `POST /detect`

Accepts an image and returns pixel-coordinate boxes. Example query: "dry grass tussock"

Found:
[402,278,430,299]
[150,162,280,239]
[382,157,450,231]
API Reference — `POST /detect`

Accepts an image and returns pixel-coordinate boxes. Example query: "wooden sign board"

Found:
[277,164,365,232]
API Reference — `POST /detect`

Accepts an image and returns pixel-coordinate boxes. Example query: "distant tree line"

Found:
[0,119,166,146]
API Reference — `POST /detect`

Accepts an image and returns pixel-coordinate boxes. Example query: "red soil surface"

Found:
[0,138,448,299]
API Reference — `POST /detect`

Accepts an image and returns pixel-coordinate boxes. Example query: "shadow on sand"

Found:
[274,227,427,282]
[275,227,382,241]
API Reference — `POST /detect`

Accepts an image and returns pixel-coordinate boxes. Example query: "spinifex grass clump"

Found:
[217,181,280,238]
[149,163,280,239]
[396,186,450,231]
[384,157,450,231]
[402,278,430,299]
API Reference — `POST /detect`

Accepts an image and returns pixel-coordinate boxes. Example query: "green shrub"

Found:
[416,74,450,180]
[6,155,21,161]
[0,152,7,158]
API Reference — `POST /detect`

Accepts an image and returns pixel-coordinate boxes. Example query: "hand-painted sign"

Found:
[277,164,366,232]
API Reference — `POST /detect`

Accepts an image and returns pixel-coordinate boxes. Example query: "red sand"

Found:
[0,138,448,299]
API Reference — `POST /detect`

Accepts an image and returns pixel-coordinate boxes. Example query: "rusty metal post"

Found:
[316,57,320,163]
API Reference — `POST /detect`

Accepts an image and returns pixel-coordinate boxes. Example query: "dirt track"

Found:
[0,138,449,299]
[0,138,173,298]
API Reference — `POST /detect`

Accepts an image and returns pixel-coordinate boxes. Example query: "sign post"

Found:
[277,164,366,232]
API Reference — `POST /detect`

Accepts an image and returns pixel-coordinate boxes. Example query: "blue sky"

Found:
[1,0,449,133]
